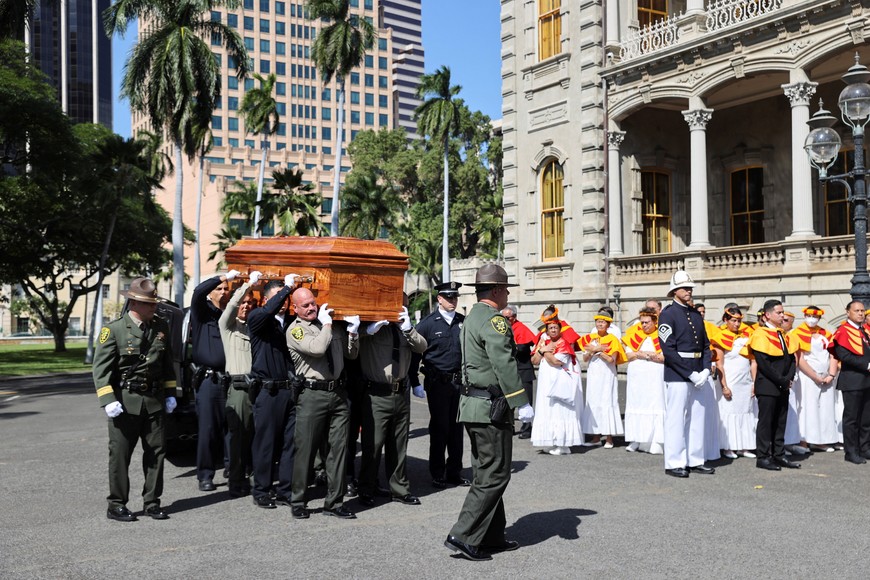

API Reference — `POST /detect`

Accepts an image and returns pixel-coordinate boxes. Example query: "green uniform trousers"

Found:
[291,388,350,509]
[107,408,165,510]
[359,388,411,497]
[449,422,513,547]
[225,385,253,489]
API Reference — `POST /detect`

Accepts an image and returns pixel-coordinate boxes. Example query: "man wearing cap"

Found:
[445,264,533,561]
[93,277,177,521]
[409,281,470,488]
[190,271,236,492]
[657,270,715,478]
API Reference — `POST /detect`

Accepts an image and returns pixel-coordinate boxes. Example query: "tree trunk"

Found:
[254,134,268,237]
[172,140,185,307]
[330,80,346,236]
[194,154,204,286]
[442,135,450,283]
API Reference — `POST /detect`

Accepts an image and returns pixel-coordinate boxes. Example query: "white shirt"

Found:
[439,307,456,326]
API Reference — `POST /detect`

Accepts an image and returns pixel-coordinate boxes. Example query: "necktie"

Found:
[860,327,870,348]
[390,324,401,379]
[776,331,788,354]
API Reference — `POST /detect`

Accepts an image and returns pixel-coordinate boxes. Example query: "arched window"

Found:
[730,166,764,245]
[541,159,564,260]
[538,0,561,60]
[641,170,671,253]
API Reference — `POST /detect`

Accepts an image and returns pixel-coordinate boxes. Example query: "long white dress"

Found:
[582,352,624,436]
[530,353,585,448]
[718,336,757,451]
[784,371,803,445]
[698,375,721,460]
[799,333,839,444]
[623,338,665,451]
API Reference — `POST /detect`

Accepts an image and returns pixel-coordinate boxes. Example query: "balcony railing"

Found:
[706,0,783,32]
[619,12,683,60]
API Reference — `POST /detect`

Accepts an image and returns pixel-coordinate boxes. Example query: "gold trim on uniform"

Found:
[491,316,508,335]
[505,389,525,398]
[96,385,114,397]
[163,381,177,389]
[290,327,305,341]
[98,327,110,344]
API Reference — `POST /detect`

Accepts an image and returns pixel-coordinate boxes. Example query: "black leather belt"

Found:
[124,380,154,394]
[462,385,491,399]
[428,369,461,383]
[262,379,291,389]
[366,380,407,394]
[305,379,345,392]
[229,374,249,390]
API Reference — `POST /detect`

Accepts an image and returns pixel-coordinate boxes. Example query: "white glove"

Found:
[688,371,700,384]
[104,401,123,418]
[225,269,240,281]
[317,303,333,325]
[284,273,299,287]
[692,369,711,388]
[412,385,426,398]
[165,396,177,414]
[398,307,412,332]
[345,315,361,334]
[518,404,534,423]
[365,320,390,335]
[248,270,262,285]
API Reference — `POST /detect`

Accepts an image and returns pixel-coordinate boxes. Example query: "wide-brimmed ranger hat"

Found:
[121,277,162,304]
[468,264,519,288]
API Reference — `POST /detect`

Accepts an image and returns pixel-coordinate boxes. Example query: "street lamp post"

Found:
[805,54,870,307]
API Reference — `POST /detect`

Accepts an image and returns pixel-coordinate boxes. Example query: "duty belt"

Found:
[429,369,462,383]
[366,380,407,394]
[123,380,154,394]
[229,374,249,390]
[677,352,703,359]
[306,379,345,392]
[461,385,492,399]
[262,379,292,389]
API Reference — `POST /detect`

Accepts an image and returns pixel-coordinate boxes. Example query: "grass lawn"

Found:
[0,342,92,377]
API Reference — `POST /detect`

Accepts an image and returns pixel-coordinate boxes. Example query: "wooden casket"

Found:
[224,237,409,321]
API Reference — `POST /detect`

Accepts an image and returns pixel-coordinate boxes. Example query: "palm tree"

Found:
[220,179,260,233]
[340,172,403,239]
[103,0,250,306]
[183,102,213,287]
[0,0,38,41]
[269,168,327,236]
[306,0,375,236]
[239,72,279,237]
[208,224,242,269]
[415,65,463,283]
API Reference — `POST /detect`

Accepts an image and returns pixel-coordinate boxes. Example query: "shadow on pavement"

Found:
[506,508,597,546]
[165,489,238,514]
[0,411,41,420]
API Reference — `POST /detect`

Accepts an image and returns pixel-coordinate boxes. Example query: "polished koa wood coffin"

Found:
[225,236,409,321]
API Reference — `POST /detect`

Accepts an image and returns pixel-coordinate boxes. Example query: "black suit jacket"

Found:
[833,343,870,392]
[754,349,796,397]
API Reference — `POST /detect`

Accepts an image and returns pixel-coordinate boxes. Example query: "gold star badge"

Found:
[491,316,508,335]
[290,327,305,342]
[98,327,111,344]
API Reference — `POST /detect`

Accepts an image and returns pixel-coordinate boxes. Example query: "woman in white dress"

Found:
[622,308,665,454]
[713,307,756,458]
[790,306,839,451]
[530,320,585,455]
[579,313,626,448]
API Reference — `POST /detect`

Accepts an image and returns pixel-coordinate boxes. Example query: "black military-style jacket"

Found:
[408,309,464,386]
[658,301,711,382]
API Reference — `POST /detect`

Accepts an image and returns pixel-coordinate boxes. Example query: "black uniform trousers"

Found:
[449,422,512,547]
[841,389,870,459]
[359,387,412,497]
[251,388,296,501]
[225,384,253,490]
[424,375,464,480]
[291,388,350,510]
[756,389,790,460]
[196,374,228,482]
[107,408,165,510]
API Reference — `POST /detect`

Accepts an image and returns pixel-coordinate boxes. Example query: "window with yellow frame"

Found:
[730,166,765,245]
[824,149,854,236]
[641,170,671,254]
[538,0,561,60]
[638,0,668,28]
[541,159,565,260]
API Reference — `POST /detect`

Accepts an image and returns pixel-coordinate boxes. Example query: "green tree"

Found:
[306,0,375,236]
[415,65,464,282]
[269,168,327,236]
[239,72,279,237]
[104,0,250,306]
[346,128,421,199]
[0,0,38,41]
[340,171,403,239]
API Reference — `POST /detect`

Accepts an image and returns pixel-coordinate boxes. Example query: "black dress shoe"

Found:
[861,451,870,460]
[665,468,689,478]
[144,506,169,520]
[517,431,531,439]
[198,479,216,492]
[483,540,520,553]
[346,479,359,498]
[314,472,328,486]
[323,505,356,519]
[446,477,471,487]
[756,458,782,471]
[845,454,867,465]
[773,457,801,469]
[392,494,421,505]
[291,506,310,519]
[253,495,277,509]
[444,535,492,561]
[106,506,137,522]
[223,467,229,479]
[274,494,292,507]
[357,494,376,507]
[688,465,715,475]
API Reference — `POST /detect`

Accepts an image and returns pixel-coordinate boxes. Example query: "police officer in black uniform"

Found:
[246,275,299,509]
[409,281,470,488]
[190,271,235,491]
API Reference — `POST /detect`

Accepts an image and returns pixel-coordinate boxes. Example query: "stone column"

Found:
[682,108,714,249]
[606,0,620,47]
[607,130,626,256]
[783,81,819,239]
[686,0,705,14]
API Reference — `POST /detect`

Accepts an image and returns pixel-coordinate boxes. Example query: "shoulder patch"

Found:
[290,326,305,342]
[491,316,508,335]
[659,324,672,343]
[98,327,111,344]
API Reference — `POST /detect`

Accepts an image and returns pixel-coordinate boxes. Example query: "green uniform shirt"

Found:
[286,318,359,380]
[219,283,253,375]
[92,313,176,414]
[359,324,427,383]
[458,302,529,423]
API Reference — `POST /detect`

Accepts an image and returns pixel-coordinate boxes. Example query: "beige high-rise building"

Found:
[132,0,424,302]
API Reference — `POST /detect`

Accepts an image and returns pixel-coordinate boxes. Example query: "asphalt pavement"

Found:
[1,373,869,579]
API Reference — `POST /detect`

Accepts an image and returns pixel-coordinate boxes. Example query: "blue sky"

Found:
[111,1,502,137]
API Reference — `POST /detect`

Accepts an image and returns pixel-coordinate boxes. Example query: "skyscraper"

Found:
[381,0,424,136]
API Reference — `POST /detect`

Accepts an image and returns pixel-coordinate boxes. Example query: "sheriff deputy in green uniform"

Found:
[444,264,534,561]
[93,277,177,522]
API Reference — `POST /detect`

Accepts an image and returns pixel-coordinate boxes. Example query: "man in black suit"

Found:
[746,299,800,471]
[829,300,870,465]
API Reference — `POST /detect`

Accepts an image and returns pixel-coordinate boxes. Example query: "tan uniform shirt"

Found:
[286,318,359,380]
[219,283,253,375]
[359,324,427,384]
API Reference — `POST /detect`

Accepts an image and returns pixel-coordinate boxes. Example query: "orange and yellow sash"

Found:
[713,326,752,352]
[579,332,627,365]
[789,323,832,353]
[828,322,864,356]
[621,323,661,353]
[742,325,798,357]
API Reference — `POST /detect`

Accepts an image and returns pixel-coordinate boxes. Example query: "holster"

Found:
[288,373,306,405]
[245,375,262,404]
[191,364,207,392]
[486,384,511,424]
